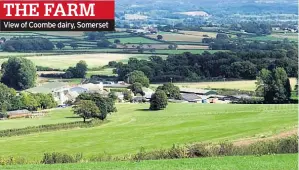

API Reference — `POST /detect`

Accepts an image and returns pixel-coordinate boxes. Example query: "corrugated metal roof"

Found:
[180,88,217,94]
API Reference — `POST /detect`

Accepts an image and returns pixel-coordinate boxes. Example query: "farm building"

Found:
[142,87,155,99]
[180,88,217,95]
[181,93,202,103]
[26,82,69,94]
[7,110,31,119]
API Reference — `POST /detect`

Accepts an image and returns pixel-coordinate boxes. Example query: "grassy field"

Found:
[86,68,116,78]
[2,154,297,170]
[247,33,298,42]
[0,52,57,58]
[0,53,153,69]
[148,31,217,42]
[151,78,297,91]
[154,49,224,54]
[0,103,297,160]
[0,108,79,130]
[108,37,161,44]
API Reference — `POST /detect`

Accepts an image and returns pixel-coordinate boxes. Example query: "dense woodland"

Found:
[114,50,298,83]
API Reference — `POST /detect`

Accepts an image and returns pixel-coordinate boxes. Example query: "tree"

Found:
[70,42,78,50]
[157,83,181,99]
[216,33,229,40]
[0,37,6,42]
[73,100,100,122]
[256,67,291,103]
[108,61,118,67]
[123,90,133,101]
[2,37,54,52]
[168,44,177,50]
[20,92,39,111]
[114,39,121,44]
[157,35,163,40]
[1,57,36,90]
[56,42,65,50]
[230,61,257,79]
[129,82,144,96]
[76,93,117,120]
[285,78,292,100]
[0,83,17,112]
[127,70,150,87]
[108,92,118,101]
[97,39,111,48]
[150,90,168,110]
[74,60,88,78]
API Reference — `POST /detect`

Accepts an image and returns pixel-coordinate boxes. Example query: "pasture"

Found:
[151,78,298,91]
[0,108,78,131]
[153,49,223,54]
[0,103,297,160]
[148,31,217,42]
[2,154,297,170]
[108,37,161,44]
[247,32,298,42]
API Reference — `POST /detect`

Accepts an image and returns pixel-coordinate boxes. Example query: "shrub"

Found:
[0,120,104,138]
[41,152,83,164]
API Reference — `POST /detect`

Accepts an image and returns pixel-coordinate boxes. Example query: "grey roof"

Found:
[181,93,201,102]
[26,82,68,94]
[232,95,252,99]
[180,88,217,95]
[7,110,31,115]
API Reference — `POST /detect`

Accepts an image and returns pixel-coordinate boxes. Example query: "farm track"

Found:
[233,128,298,146]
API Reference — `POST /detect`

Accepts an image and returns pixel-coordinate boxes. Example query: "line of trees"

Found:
[0,83,57,114]
[204,34,297,51]
[114,50,298,83]
[2,37,54,52]
[40,60,88,79]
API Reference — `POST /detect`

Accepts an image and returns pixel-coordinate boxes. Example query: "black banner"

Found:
[0,20,115,31]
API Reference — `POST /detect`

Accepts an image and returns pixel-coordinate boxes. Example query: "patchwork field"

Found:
[151,78,297,91]
[0,103,297,160]
[2,154,297,170]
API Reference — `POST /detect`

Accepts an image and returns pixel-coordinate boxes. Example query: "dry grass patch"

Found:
[0,53,145,69]
[177,45,209,49]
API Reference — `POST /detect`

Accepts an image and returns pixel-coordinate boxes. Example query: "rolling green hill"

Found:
[0,104,297,161]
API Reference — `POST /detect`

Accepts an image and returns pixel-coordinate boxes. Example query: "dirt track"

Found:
[233,128,298,146]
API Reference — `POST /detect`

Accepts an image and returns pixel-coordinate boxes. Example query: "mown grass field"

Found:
[0,108,79,130]
[1,154,297,170]
[86,68,117,78]
[0,103,297,161]
[151,78,297,91]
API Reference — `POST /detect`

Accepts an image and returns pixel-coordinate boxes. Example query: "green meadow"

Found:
[0,104,297,161]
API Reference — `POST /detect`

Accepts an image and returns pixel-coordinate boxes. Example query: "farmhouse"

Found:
[26,82,104,105]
